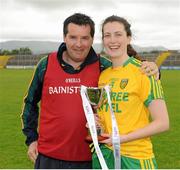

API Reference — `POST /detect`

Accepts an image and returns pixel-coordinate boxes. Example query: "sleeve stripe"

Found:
[153,77,158,98]
[20,56,48,129]
[158,80,164,98]
[149,76,164,99]
[157,80,161,98]
[20,66,38,129]
[154,78,159,98]
[156,79,162,98]
[150,77,156,98]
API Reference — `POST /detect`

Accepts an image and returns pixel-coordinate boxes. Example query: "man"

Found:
[21,13,159,169]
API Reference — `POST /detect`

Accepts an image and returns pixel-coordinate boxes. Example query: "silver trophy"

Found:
[81,85,120,169]
[84,87,108,142]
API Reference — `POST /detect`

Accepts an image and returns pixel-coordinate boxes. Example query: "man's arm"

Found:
[21,56,48,146]
[99,56,112,71]
[100,55,160,79]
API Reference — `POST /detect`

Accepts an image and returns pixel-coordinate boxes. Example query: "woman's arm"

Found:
[120,99,169,143]
[100,99,169,145]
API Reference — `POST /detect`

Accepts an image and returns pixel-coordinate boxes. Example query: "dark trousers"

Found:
[35,153,92,169]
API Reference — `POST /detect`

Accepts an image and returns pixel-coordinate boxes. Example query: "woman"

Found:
[93,15,169,169]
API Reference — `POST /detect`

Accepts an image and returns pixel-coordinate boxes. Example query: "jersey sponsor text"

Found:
[49,86,80,94]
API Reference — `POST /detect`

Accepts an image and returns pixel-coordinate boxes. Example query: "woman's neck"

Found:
[111,54,129,68]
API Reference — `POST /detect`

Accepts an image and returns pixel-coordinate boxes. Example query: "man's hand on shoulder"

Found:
[141,61,159,80]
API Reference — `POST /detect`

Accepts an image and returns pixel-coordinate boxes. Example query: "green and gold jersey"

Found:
[98,57,164,159]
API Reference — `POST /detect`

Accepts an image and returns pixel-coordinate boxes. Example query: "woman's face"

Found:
[103,21,131,58]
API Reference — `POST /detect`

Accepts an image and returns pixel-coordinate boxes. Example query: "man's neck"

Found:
[62,51,84,70]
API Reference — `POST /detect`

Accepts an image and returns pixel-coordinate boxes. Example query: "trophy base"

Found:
[85,135,109,143]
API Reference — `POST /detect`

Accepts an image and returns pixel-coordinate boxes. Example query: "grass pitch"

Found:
[0,69,179,168]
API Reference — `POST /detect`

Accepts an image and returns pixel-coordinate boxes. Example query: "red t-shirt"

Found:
[38,52,100,161]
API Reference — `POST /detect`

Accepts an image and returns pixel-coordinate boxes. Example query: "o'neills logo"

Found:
[49,86,80,94]
[65,78,81,83]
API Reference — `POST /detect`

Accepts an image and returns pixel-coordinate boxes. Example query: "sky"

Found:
[0,0,180,50]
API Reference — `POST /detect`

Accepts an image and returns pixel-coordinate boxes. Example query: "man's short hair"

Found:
[63,13,95,38]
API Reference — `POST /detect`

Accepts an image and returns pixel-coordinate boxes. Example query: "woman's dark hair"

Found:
[102,15,132,37]
[63,13,95,38]
[127,44,141,60]
[102,15,141,60]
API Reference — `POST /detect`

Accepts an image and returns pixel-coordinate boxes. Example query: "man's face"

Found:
[64,23,94,63]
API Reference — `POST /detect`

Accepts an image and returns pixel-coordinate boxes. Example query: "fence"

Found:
[5,54,46,69]
[2,51,180,69]
[139,52,180,69]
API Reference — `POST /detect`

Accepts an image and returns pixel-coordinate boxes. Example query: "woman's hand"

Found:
[99,133,128,145]
[99,133,112,146]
